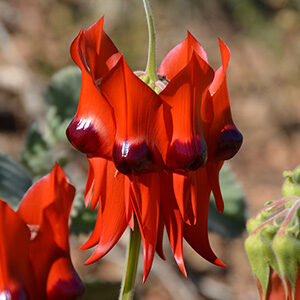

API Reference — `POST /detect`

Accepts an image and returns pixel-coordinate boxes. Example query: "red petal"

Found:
[0,201,36,299]
[155,210,166,260]
[206,162,224,213]
[17,163,75,252]
[66,70,116,159]
[17,165,77,298]
[70,17,121,81]
[158,31,208,81]
[88,157,107,210]
[124,175,134,230]
[80,157,108,249]
[80,205,102,250]
[172,173,191,224]
[132,173,160,282]
[84,161,128,263]
[160,52,214,172]
[100,57,168,175]
[207,39,242,162]
[46,257,84,300]
[84,17,121,81]
[183,168,225,267]
[160,172,187,277]
[67,22,117,159]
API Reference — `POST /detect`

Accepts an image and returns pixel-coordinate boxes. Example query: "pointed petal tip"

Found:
[215,258,226,267]
[174,255,187,277]
[79,240,95,250]
[142,272,148,284]
[180,264,187,278]
[217,203,224,214]
[84,252,101,265]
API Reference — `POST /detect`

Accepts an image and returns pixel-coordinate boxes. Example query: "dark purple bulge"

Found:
[66,117,101,154]
[215,125,243,161]
[167,135,207,172]
[113,140,154,175]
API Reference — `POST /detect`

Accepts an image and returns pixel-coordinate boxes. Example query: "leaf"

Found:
[44,66,81,122]
[20,124,54,176]
[208,163,246,238]
[0,153,32,209]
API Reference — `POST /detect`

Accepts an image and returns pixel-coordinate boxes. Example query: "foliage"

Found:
[0,153,32,209]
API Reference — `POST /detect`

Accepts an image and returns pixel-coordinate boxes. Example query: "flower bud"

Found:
[272,233,300,298]
[245,185,300,300]
[282,165,300,197]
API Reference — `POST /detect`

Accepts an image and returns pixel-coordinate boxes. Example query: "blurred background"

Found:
[0,0,299,299]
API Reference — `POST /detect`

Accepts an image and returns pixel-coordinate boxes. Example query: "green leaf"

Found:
[20,124,54,176]
[0,153,32,209]
[44,66,81,122]
[208,163,246,238]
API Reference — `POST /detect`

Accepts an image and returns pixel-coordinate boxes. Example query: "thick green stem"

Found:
[142,0,158,82]
[119,222,141,300]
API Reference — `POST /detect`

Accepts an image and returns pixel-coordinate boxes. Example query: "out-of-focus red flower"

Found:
[0,164,84,300]
[255,268,300,300]
[66,17,242,280]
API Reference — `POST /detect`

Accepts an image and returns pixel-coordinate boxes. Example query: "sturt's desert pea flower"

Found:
[66,16,242,281]
[0,164,84,300]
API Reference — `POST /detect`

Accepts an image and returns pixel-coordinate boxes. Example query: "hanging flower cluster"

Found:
[0,164,84,300]
[66,17,243,280]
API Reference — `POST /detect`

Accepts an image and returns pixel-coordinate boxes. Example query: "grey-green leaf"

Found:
[44,66,81,122]
[0,153,32,209]
[20,124,54,176]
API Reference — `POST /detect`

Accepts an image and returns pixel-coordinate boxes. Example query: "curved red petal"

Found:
[68,19,117,159]
[17,164,75,252]
[27,206,64,299]
[17,165,76,298]
[81,157,108,249]
[124,175,134,230]
[158,31,208,81]
[84,160,95,207]
[135,173,160,282]
[155,210,166,260]
[84,161,127,264]
[84,17,121,81]
[207,39,242,162]
[160,173,187,277]
[46,257,84,300]
[88,157,107,210]
[100,57,167,175]
[70,29,86,71]
[160,52,214,172]
[172,173,190,224]
[66,69,116,159]
[183,168,225,267]
[206,162,224,213]
[0,201,36,299]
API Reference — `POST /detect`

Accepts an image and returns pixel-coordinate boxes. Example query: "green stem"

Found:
[119,221,141,300]
[142,0,158,82]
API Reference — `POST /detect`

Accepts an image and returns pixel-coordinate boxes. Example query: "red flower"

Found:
[66,17,242,280]
[0,164,84,299]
